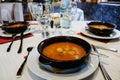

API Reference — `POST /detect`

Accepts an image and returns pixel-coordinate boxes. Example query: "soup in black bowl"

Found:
[37,36,91,73]
[87,21,116,36]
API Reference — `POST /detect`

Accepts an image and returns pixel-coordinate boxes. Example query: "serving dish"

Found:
[27,49,99,80]
[0,21,29,34]
[87,21,116,36]
[82,28,120,40]
[37,36,91,70]
[0,28,34,37]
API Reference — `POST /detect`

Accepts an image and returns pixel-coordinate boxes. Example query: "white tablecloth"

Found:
[0,21,120,80]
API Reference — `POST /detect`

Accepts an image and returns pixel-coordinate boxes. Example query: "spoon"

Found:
[16,47,33,77]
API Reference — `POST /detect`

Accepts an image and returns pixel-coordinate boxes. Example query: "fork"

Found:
[92,45,112,80]
[7,34,17,52]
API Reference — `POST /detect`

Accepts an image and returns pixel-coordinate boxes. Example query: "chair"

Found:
[0,2,24,22]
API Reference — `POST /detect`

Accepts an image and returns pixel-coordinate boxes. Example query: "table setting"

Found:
[0,1,120,80]
[0,20,120,80]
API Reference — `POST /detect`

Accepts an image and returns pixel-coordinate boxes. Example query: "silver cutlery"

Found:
[16,47,33,77]
[94,45,118,52]
[18,32,23,53]
[92,45,112,80]
[7,34,17,52]
[91,52,109,58]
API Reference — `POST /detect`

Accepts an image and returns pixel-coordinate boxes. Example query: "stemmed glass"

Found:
[66,1,78,35]
[30,3,40,21]
[39,2,51,38]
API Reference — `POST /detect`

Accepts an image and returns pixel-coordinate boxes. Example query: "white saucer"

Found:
[27,49,99,80]
[82,29,120,39]
[0,28,35,37]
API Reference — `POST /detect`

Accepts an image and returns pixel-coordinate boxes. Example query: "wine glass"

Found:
[39,11,50,38]
[66,1,78,35]
[30,3,39,21]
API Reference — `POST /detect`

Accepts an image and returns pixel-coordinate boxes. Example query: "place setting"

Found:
[26,36,99,80]
[0,21,35,38]
[78,21,120,43]
[0,21,34,53]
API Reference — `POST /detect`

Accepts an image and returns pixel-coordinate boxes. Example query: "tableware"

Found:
[6,34,17,52]
[82,28,120,40]
[27,49,99,80]
[94,45,118,52]
[37,36,91,69]
[87,21,116,36]
[1,21,29,34]
[0,27,34,37]
[16,47,33,77]
[17,32,23,53]
[39,56,87,74]
[92,45,112,80]
[29,3,41,21]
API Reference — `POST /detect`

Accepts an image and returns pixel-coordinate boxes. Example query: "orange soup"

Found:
[43,42,86,61]
[90,25,110,29]
[9,23,25,28]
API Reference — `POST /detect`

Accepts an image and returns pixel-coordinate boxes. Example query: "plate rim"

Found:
[82,29,120,39]
[27,50,99,80]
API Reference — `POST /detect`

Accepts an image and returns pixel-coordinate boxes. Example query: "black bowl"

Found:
[2,21,29,34]
[37,36,91,70]
[87,21,116,36]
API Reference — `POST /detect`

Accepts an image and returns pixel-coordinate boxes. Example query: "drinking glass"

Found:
[66,1,78,35]
[35,3,44,32]
[50,13,61,36]
[30,3,39,21]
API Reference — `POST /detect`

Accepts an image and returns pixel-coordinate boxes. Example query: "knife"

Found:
[18,32,23,53]
[94,45,118,52]
[92,45,112,80]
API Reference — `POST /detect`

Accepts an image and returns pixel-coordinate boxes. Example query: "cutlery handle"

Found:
[18,33,23,53]
[95,45,118,52]
[7,34,16,52]
[99,61,112,80]
[7,40,14,52]
[92,45,112,80]
[16,59,27,77]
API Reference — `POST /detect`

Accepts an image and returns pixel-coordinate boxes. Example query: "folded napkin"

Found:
[77,32,111,43]
[0,33,33,44]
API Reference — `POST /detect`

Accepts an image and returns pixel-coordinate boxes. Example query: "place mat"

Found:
[77,32,111,43]
[0,33,33,44]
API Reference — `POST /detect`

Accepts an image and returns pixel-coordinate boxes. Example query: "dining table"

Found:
[0,21,120,80]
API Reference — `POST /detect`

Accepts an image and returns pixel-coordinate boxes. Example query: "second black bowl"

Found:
[87,21,116,36]
[2,21,29,34]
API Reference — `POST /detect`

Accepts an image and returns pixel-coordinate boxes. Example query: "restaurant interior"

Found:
[0,0,120,80]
